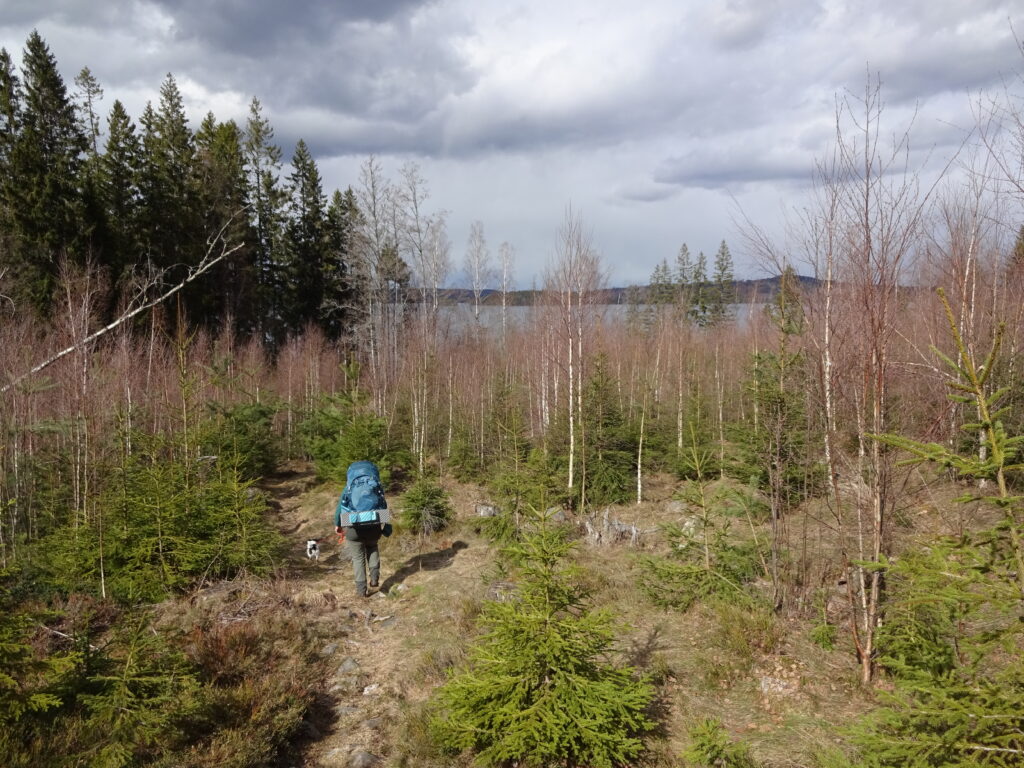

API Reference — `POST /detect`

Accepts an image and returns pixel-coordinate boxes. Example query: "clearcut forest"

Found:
[2,31,1024,768]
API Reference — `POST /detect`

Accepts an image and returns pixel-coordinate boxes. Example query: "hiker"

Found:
[334,460,392,597]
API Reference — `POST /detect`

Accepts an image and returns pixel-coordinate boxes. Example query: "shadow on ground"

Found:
[379,541,469,593]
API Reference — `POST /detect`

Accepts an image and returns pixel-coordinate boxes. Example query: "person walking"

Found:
[334,460,392,597]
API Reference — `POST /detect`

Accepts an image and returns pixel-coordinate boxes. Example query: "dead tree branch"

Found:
[1,212,247,395]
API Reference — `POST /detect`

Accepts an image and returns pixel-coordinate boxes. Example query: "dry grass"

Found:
[194,465,996,767]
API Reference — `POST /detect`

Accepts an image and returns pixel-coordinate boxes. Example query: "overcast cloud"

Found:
[1,0,1021,286]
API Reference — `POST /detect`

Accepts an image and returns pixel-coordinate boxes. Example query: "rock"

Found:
[363,717,385,730]
[362,683,380,696]
[337,656,361,675]
[322,747,348,767]
[332,676,364,694]
[334,704,360,717]
[320,642,339,657]
[487,581,517,601]
[349,751,380,768]
[759,676,799,697]
[545,506,567,522]
[475,503,499,517]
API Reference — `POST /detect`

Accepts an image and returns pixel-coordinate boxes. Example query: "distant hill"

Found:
[429,275,820,306]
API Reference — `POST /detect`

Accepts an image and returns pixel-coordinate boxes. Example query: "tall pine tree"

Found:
[282,139,327,335]
[243,97,286,344]
[98,100,142,293]
[194,113,253,331]
[708,239,736,325]
[3,32,86,314]
[321,187,360,340]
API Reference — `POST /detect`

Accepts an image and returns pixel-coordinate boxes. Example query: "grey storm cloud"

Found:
[1,0,1021,285]
[148,0,428,54]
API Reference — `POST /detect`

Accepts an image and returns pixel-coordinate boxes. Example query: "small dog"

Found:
[306,539,320,561]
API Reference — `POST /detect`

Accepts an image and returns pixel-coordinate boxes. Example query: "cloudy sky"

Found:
[2,0,1021,286]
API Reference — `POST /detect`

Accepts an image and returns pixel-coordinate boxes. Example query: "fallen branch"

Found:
[1,212,246,395]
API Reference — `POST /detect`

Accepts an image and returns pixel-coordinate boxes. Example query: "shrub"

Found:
[683,718,759,768]
[431,519,655,767]
[298,389,386,482]
[203,400,279,480]
[37,431,281,603]
[399,477,452,537]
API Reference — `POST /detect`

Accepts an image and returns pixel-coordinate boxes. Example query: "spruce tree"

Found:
[243,97,287,344]
[749,265,807,608]
[0,48,21,273]
[4,32,87,314]
[74,66,107,274]
[582,355,635,506]
[99,100,142,292]
[689,249,709,326]
[648,258,674,305]
[282,139,327,335]
[194,113,253,331]
[431,519,655,767]
[675,242,694,319]
[708,239,736,325]
[137,76,199,298]
[322,187,359,340]
[856,289,1024,766]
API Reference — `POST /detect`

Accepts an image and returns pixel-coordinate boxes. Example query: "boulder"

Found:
[545,506,567,522]
[349,752,380,768]
[336,656,361,675]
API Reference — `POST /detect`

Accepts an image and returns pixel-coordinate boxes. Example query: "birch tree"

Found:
[464,220,491,323]
[546,208,605,506]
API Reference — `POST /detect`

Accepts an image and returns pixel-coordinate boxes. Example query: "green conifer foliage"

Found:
[640,433,766,611]
[98,100,142,294]
[193,114,253,331]
[852,289,1024,766]
[683,718,759,767]
[38,429,280,603]
[0,584,72,728]
[399,477,451,537]
[582,355,636,506]
[283,139,327,334]
[708,239,736,325]
[431,520,655,767]
[321,187,359,340]
[689,250,710,326]
[299,365,387,482]
[3,32,87,313]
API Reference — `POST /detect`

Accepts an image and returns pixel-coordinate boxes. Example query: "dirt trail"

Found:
[259,465,493,768]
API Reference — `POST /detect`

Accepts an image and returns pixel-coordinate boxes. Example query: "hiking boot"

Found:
[369,576,379,588]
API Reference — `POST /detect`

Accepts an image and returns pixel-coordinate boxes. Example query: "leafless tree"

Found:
[424,214,452,312]
[464,220,492,323]
[498,241,516,341]
[545,207,606,504]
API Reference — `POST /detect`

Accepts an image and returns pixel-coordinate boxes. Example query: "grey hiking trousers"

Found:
[345,538,379,593]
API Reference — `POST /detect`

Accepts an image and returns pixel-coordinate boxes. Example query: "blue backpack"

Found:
[340,461,389,527]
